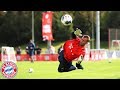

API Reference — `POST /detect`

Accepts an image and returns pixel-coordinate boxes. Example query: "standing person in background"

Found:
[3,48,7,55]
[25,46,30,61]
[46,45,55,54]
[50,45,55,54]
[16,46,21,55]
[28,39,36,63]
[58,45,63,54]
[25,46,29,55]
[16,46,22,61]
[35,45,42,55]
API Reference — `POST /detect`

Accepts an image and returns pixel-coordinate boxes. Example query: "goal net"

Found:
[1,46,17,63]
[111,40,120,50]
[108,28,120,50]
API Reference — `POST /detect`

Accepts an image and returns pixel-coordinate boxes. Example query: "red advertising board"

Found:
[0,54,59,61]
[42,11,54,41]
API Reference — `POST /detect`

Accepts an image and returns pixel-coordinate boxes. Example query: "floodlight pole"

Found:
[91,11,94,49]
[32,11,34,42]
[96,11,100,49]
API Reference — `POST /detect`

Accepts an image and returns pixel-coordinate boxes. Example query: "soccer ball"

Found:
[29,68,33,73]
[61,14,72,26]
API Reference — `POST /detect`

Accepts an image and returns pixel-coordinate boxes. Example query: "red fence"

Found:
[0,54,59,61]
[0,49,110,61]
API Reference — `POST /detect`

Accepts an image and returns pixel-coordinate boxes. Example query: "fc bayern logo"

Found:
[1,61,17,79]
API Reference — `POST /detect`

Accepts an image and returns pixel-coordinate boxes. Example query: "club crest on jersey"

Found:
[0,61,17,79]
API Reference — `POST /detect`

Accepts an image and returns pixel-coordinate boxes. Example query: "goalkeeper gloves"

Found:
[74,28,82,37]
[77,55,84,64]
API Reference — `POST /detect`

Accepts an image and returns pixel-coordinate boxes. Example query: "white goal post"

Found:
[1,46,17,63]
[111,40,120,50]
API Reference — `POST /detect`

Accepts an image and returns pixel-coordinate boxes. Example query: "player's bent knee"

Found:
[69,65,76,71]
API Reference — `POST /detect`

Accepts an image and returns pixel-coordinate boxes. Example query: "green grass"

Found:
[0,59,120,79]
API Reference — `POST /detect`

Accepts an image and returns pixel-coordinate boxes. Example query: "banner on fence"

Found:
[0,49,120,61]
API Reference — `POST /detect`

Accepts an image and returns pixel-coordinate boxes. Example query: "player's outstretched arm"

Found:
[76,55,84,70]
[74,28,82,37]
[76,55,84,64]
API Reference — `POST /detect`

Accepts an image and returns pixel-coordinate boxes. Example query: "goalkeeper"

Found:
[58,28,90,72]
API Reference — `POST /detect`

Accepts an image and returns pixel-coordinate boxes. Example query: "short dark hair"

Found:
[73,25,81,31]
[71,32,77,39]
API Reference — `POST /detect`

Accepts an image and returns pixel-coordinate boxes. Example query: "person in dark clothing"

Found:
[58,28,90,72]
[35,45,42,55]
[58,45,63,54]
[27,39,35,62]
[16,46,22,61]
[25,46,29,55]
[16,46,21,55]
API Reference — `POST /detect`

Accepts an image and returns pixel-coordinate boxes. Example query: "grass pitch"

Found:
[0,59,120,79]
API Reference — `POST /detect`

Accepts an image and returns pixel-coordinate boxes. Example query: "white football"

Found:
[61,14,72,26]
[29,68,33,73]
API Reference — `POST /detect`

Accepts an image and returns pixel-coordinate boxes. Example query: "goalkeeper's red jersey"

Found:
[63,37,85,62]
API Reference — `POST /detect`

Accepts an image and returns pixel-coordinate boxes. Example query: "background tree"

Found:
[0,11,120,48]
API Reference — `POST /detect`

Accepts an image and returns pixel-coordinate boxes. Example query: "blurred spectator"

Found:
[25,46,29,55]
[50,45,55,54]
[0,48,1,54]
[35,45,42,55]
[16,46,21,55]
[3,48,7,55]
[16,46,21,61]
[58,45,63,54]
[46,45,55,54]
[27,39,36,62]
